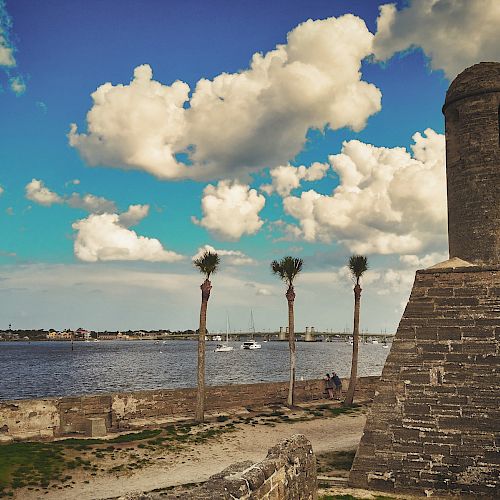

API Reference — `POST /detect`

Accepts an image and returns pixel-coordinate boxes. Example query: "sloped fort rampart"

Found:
[349,62,500,497]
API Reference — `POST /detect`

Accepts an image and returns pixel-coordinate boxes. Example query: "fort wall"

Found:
[349,266,500,497]
[443,62,500,266]
[0,376,377,442]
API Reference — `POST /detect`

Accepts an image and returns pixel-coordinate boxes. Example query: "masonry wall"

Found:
[0,376,377,442]
[155,434,317,500]
[349,267,500,497]
[443,62,500,266]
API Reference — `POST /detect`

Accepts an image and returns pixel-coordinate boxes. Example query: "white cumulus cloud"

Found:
[192,181,266,241]
[66,193,117,214]
[373,0,500,79]
[118,204,150,227]
[192,244,255,266]
[69,64,190,180]
[69,14,381,180]
[282,129,447,255]
[25,179,119,215]
[399,252,448,269]
[0,33,14,66]
[262,162,329,197]
[25,179,63,206]
[10,76,25,95]
[72,211,183,263]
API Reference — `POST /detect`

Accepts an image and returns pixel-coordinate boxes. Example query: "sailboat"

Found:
[215,315,234,352]
[241,310,261,350]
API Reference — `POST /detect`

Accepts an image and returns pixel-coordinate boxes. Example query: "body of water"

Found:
[0,340,390,400]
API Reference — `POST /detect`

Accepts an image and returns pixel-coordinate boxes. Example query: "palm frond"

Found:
[348,254,368,281]
[271,256,304,285]
[194,251,220,278]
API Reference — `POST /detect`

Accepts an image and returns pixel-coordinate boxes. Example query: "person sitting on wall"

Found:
[324,373,335,399]
[331,372,342,400]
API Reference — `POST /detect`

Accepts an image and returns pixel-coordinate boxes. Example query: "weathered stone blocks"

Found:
[0,377,377,441]
[443,63,500,266]
[349,267,500,497]
[157,434,317,499]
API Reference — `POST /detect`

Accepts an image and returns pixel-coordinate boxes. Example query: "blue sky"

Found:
[0,0,498,331]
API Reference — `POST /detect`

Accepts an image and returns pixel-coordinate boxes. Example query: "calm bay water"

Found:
[0,340,390,400]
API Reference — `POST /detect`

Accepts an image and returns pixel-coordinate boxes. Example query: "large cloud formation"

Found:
[69,14,381,180]
[373,0,500,79]
[192,181,266,241]
[23,179,182,263]
[282,128,447,255]
[72,209,183,263]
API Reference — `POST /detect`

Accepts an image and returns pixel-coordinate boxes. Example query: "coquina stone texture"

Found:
[349,267,499,497]
[350,62,500,497]
[119,434,317,500]
[0,377,377,442]
[443,62,500,266]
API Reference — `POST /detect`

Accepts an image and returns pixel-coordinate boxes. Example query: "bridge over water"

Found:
[168,331,394,342]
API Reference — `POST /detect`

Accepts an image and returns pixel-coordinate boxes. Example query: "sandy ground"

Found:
[18,409,366,500]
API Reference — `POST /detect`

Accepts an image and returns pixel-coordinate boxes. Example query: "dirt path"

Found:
[17,408,366,500]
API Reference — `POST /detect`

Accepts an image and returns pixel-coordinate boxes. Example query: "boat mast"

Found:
[250,310,255,340]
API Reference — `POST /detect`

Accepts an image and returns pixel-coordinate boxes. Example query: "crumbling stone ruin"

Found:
[118,434,317,500]
[349,62,500,497]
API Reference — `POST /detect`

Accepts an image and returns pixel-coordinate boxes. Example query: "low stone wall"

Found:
[121,434,317,499]
[0,377,377,442]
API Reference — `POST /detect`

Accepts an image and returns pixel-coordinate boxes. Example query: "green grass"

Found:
[58,429,162,447]
[0,404,365,496]
[316,450,356,474]
[0,429,162,495]
[0,442,67,494]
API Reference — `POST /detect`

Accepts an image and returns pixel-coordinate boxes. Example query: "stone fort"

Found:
[349,62,499,497]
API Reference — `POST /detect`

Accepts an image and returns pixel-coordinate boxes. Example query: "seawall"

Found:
[0,376,377,442]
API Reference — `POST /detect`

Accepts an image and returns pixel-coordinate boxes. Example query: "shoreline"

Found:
[0,377,378,444]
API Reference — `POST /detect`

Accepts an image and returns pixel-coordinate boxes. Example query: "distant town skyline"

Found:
[1,0,499,331]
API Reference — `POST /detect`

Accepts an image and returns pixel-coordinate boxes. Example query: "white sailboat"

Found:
[241,310,261,350]
[215,315,234,352]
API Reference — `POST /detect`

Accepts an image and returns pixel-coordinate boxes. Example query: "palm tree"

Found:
[193,250,220,422]
[344,254,368,406]
[271,256,304,406]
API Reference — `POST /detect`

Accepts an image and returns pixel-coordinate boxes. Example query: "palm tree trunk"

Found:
[344,283,361,406]
[195,279,211,423]
[286,285,296,406]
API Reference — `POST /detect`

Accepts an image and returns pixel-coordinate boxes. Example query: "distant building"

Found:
[75,328,91,340]
[47,330,72,340]
[98,333,118,340]
[137,331,159,338]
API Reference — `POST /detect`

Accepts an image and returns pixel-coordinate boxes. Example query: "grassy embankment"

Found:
[0,403,362,497]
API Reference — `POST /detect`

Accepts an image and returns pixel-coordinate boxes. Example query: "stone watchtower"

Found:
[443,62,500,265]
[348,63,500,497]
